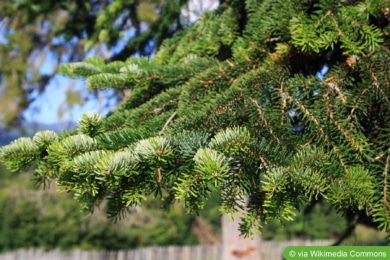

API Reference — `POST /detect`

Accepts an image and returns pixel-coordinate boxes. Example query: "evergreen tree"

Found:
[1,0,390,239]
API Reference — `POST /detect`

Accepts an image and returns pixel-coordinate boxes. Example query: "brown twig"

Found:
[158,111,177,135]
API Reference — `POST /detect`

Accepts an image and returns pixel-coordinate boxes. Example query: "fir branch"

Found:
[2,0,390,237]
[78,111,105,137]
[0,137,41,171]
[60,62,102,78]
[32,130,59,149]
[209,127,250,152]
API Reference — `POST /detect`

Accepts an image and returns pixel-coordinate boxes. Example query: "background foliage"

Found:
[0,0,196,126]
[0,161,201,252]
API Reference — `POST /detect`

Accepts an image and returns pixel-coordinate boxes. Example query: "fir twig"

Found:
[159,111,177,135]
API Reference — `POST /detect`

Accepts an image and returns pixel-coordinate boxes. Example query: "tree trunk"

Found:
[221,214,262,260]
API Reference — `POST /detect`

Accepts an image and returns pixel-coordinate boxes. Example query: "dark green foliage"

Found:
[2,0,390,239]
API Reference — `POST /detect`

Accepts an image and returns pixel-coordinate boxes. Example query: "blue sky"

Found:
[22,77,109,125]
[21,50,115,126]
[20,0,219,127]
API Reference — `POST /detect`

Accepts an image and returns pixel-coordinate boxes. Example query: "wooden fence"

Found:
[0,240,334,260]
